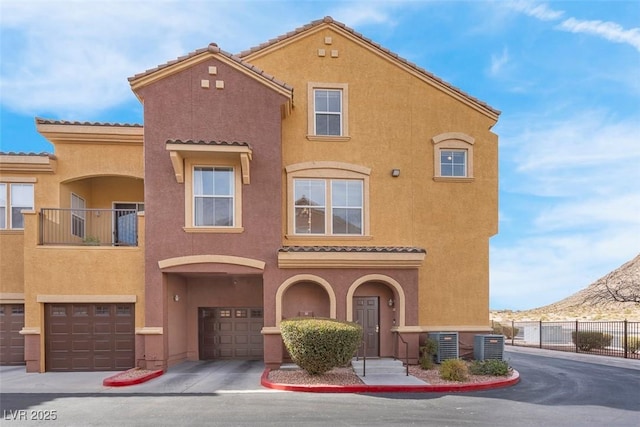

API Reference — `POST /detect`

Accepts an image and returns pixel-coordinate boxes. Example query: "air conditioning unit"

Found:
[428,332,459,363]
[474,334,505,361]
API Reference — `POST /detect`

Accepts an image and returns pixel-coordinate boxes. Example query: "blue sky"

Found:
[1,0,639,310]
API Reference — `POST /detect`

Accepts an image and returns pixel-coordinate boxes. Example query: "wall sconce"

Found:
[391,169,400,177]
[388,298,394,307]
[173,294,180,302]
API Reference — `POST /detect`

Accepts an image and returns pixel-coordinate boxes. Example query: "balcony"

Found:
[39,208,139,246]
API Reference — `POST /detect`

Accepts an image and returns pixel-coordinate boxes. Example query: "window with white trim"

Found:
[193,166,234,227]
[314,89,342,136]
[71,193,86,238]
[0,183,34,229]
[307,83,349,140]
[293,178,363,236]
[440,150,467,177]
[432,132,475,180]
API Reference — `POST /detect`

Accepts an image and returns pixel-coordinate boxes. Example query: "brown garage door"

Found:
[199,307,263,360]
[0,304,25,365]
[45,303,134,371]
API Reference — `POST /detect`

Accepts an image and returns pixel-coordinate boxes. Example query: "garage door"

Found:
[199,307,263,360]
[0,304,25,365]
[45,303,134,371]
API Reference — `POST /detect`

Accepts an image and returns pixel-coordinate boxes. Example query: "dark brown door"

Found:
[45,303,134,371]
[354,297,379,357]
[199,307,263,360]
[0,304,25,365]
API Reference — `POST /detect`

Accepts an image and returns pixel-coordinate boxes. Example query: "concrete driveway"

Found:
[0,360,271,394]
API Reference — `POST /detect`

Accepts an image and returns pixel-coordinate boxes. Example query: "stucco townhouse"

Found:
[0,17,500,372]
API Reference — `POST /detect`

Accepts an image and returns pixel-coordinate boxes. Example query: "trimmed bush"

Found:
[419,338,438,370]
[627,336,640,353]
[469,359,510,376]
[492,324,519,339]
[280,318,362,375]
[439,359,468,382]
[571,331,613,351]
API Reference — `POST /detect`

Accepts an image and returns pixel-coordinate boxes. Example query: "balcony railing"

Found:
[40,208,138,246]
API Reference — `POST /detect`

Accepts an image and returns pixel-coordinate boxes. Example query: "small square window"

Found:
[235,309,248,318]
[250,309,263,318]
[116,305,132,316]
[219,309,231,318]
[74,305,89,316]
[12,306,24,315]
[95,305,110,316]
[440,150,467,177]
[51,306,66,317]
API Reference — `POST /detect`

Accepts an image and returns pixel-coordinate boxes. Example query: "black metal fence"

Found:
[493,320,640,360]
[39,208,138,246]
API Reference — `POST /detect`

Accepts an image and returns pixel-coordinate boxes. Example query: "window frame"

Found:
[183,157,243,233]
[432,132,475,181]
[0,182,34,230]
[307,82,350,141]
[71,193,86,238]
[286,162,370,239]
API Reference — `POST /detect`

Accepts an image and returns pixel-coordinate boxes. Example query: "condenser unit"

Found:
[428,332,459,363]
[474,334,505,361]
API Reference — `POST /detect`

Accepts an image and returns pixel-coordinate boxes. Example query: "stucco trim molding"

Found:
[274,274,337,327]
[0,293,25,304]
[278,251,425,269]
[19,327,41,335]
[136,327,164,335]
[158,255,266,271]
[0,155,56,174]
[36,295,137,303]
[346,274,407,327]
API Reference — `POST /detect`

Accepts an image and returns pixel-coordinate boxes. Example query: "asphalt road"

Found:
[1,350,638,426]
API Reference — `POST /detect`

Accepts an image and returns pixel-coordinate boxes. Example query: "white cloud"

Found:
[559,18,640,52]
[489,47,510,76]
[507,1,564,21]
[0,1,296,117]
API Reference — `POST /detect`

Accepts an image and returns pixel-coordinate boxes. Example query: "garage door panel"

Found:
[45,303,134,372]
[0,304,25,365]
[199,307,263,361]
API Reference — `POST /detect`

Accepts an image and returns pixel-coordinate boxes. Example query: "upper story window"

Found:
[71,193,86,238]
[286,161,370,238]
[0,183,34,229]
[432,132,475,181]
[294,179,363,235]
[440,150,467,177]
[307,83,350,141]
[314,89,342,136]
[193,166,234,227]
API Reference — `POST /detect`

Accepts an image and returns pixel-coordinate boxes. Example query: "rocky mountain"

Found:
[491,254,640,322]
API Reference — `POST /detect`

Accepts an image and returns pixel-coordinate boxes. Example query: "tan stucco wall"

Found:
[246,26,498,329]
[0,232,25,294]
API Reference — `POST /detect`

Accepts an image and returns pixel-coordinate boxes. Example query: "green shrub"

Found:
[419,338,438,370]
[491,324,519,339]
[280,318,362,375]
[627,336,640,353]
[571,331,613,351]
[469,359,510,376]
[439,359,468,382]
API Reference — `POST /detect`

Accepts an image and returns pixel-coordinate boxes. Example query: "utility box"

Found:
[474,334,505,360]
[428,332,459,363]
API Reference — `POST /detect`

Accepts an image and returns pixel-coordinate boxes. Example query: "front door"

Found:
[353,297,379,357]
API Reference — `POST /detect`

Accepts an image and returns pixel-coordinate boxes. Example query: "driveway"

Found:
[1,349,638,426]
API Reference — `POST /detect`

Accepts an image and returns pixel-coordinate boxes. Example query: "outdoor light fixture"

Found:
[391,169,400,177]
[173,294,180,302]
[388,298,394,307]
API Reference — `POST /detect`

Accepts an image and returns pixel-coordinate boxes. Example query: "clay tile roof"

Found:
[0,151,56,159]
[35,117,142,127]
[166,139,251,148]
[238,16,499,117]
[279,246,426,254]
[129,43,293,93]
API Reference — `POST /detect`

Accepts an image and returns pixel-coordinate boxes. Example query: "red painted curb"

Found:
[103,368,164,387]
[261,368,520,393]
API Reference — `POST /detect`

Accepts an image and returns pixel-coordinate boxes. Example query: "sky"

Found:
[1,0,639,310]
